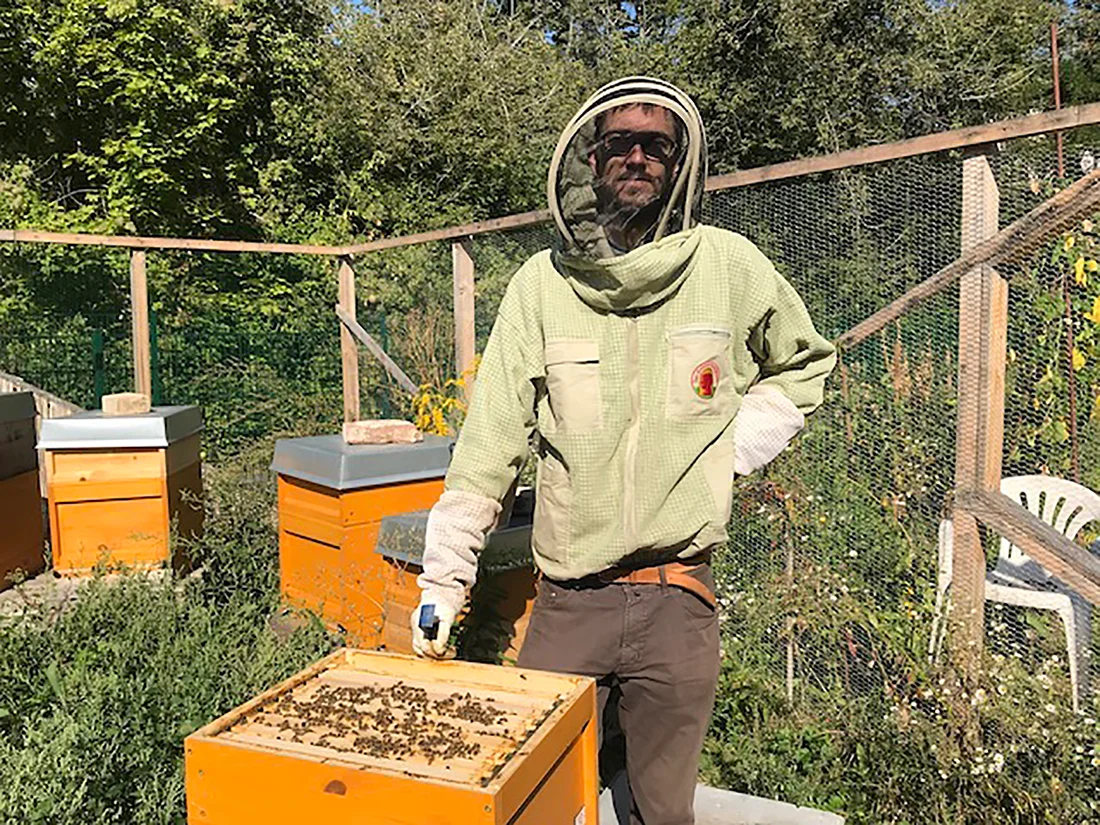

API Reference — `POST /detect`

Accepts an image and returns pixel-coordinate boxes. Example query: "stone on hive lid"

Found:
[102,392,151,416]
[342,419,423,445]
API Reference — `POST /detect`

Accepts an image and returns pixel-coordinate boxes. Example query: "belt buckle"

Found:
[596,567,621,583]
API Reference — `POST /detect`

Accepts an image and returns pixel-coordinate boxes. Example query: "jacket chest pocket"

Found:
[544,340,602,433]
[667,327,732,419]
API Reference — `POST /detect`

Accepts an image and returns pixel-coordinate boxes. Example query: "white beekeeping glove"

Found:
[733,384,805,476]
[411,489,501,658]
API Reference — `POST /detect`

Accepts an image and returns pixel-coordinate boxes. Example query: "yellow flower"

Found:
[1089,259,1099,272]
[1072,348,1086,371]
[431,407,447,435]
[1075,257,1087,286]
[1085,296,1100,324]
[1092,394,1100,422]
[1065,235,1076,251]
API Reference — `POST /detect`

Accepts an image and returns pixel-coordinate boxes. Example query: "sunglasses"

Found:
[595,131,680,164]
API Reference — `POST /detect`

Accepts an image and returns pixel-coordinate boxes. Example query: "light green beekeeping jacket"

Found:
[443,77,836,581]
[445,224,836,580]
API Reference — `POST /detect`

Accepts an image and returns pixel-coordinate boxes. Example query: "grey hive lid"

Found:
[270,433,453,491]
[37,406,203,450]
[375,509,533,572]
[0,391,36,425]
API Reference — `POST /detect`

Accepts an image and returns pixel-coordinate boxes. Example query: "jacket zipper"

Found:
[623,317,641,552]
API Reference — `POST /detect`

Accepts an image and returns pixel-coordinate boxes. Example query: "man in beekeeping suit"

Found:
[411,77,836,824]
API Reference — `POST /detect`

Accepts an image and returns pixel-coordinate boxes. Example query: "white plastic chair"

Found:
[930,475,1100,712]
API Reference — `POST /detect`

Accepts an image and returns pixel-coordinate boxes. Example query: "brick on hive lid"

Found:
[342,419,423,445]
[102,392,151,416]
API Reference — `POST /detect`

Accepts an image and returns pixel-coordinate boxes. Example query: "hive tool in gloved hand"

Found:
[411,598,458,658]
[410,489,502,659]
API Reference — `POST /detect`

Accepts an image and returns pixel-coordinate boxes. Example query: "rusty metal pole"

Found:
[1052,23,1065,179]
[1052,21,1081,481]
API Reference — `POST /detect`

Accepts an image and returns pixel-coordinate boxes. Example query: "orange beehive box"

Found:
[0,392,45,589]
[184,648,599,825]
[272,434,453,646]
[37,406,203,573]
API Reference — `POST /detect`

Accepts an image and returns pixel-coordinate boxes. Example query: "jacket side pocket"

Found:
[533,450,572,562]
[701,434,735,526]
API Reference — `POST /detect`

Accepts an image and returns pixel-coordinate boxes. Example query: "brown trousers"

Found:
[516,569,720,825]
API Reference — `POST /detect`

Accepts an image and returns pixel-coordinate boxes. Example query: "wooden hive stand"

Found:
[37,406,203,573]
[0,392,45,588]
[185,649,599,825]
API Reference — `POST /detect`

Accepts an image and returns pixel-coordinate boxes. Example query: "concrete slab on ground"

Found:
[599,772,845,825]
[0,568,176,621]
[0,570,82,619]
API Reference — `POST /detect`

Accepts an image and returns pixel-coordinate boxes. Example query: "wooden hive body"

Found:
[38,407,203,573]
[273,434,455,647]
[185,649,599,825]
[0,392,45,589]
[278,474,445,646]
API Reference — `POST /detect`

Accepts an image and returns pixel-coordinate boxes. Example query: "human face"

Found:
[589,104,679,213]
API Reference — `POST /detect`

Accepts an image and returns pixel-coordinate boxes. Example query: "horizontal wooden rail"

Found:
[3,102,1098,257]
[0,229,338,256]
[707,102,1100,190]
[341,210,552,255]
[838,168,1100,348]
[0,370,84,420]
[956,489,1100,606]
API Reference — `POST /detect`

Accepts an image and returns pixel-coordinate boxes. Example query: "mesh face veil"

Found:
[548,78,708,262]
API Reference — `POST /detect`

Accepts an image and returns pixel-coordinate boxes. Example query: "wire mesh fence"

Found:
[0,246,416,457]
[2,121,1100,816]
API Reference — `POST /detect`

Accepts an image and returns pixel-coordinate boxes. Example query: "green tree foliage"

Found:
[4,0,1093,241]
[0,0,1097,437]
[0,0,332,236]
[1063,1,1100,107]
[670,0,1060,169]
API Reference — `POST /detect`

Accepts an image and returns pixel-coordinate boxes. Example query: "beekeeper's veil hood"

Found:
[548,77,708,312]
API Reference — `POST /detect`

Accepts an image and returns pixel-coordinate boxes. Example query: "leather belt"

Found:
[587,556,716,608]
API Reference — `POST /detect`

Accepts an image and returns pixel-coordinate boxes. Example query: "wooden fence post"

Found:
[950,150,1005,679]
[338,256,360,423]
[452,239,476,402]
[129,250,152,400]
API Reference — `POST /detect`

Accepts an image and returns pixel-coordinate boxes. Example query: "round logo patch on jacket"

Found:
[691,360,719,399]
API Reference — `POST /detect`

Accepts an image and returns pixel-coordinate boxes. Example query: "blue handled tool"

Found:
[418,604,440,641]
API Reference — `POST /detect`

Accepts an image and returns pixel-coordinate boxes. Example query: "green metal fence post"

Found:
[92,329,105,408]
[150,308,162,405]
[378,310,392,418]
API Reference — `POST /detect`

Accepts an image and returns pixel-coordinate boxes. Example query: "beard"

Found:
[595,171,667,233]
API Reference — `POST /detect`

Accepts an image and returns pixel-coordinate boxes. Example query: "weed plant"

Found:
[0,439,337,824]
